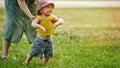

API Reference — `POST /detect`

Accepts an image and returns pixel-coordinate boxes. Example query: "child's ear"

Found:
[37,10,41,15]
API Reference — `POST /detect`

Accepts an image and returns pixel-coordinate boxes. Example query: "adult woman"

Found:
[2,0,37,60]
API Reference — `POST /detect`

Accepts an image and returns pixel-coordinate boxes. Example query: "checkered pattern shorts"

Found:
[29,36,53,58]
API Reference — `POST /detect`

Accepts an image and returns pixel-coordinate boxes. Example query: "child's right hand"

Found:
[40,26,46,33]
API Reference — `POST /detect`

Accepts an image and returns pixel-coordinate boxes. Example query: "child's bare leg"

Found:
[25,54,33,64]
[43,57,49,65]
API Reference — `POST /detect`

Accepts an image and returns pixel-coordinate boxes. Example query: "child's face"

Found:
[40,5,53,16]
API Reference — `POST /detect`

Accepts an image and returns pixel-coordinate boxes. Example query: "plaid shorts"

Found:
[29,36,53,58]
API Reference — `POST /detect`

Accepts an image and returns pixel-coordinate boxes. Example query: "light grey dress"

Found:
[4,0,37,44]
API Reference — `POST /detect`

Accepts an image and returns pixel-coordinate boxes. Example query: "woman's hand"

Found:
[29,15,36,21]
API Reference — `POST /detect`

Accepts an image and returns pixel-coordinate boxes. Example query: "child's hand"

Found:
[52,17,63,29]
[40,26,46,33]
[53,23,58,29]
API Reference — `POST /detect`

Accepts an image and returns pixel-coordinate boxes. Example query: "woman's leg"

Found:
[2,39,11,59]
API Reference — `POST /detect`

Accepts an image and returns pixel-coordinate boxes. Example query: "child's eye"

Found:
[47,7,51,8]
[47,6,52,8]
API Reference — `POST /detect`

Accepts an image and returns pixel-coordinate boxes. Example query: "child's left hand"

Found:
[53,23,58,29]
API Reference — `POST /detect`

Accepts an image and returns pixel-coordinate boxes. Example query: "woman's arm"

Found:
[17,0,35,21]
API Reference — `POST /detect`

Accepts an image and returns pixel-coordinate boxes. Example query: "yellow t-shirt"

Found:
[36,15,55,36]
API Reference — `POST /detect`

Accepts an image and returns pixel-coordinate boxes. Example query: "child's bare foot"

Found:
[25,60,29,65]
[42,57,49,65]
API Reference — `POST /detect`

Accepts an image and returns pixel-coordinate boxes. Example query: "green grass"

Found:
[0,8,120,68]
[0,8,5,31]
[51,0,115,1]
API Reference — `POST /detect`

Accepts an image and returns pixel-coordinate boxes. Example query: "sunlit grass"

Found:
[0,8,5,31]
[0,8,120,68]
[51,0,114,1]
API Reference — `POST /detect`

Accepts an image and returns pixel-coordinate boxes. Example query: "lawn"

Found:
[51,0,115,1]
[0,8,120,68]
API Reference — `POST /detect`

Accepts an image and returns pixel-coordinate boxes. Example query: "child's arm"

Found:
[53,16,64,29]
[31,18,46,33]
